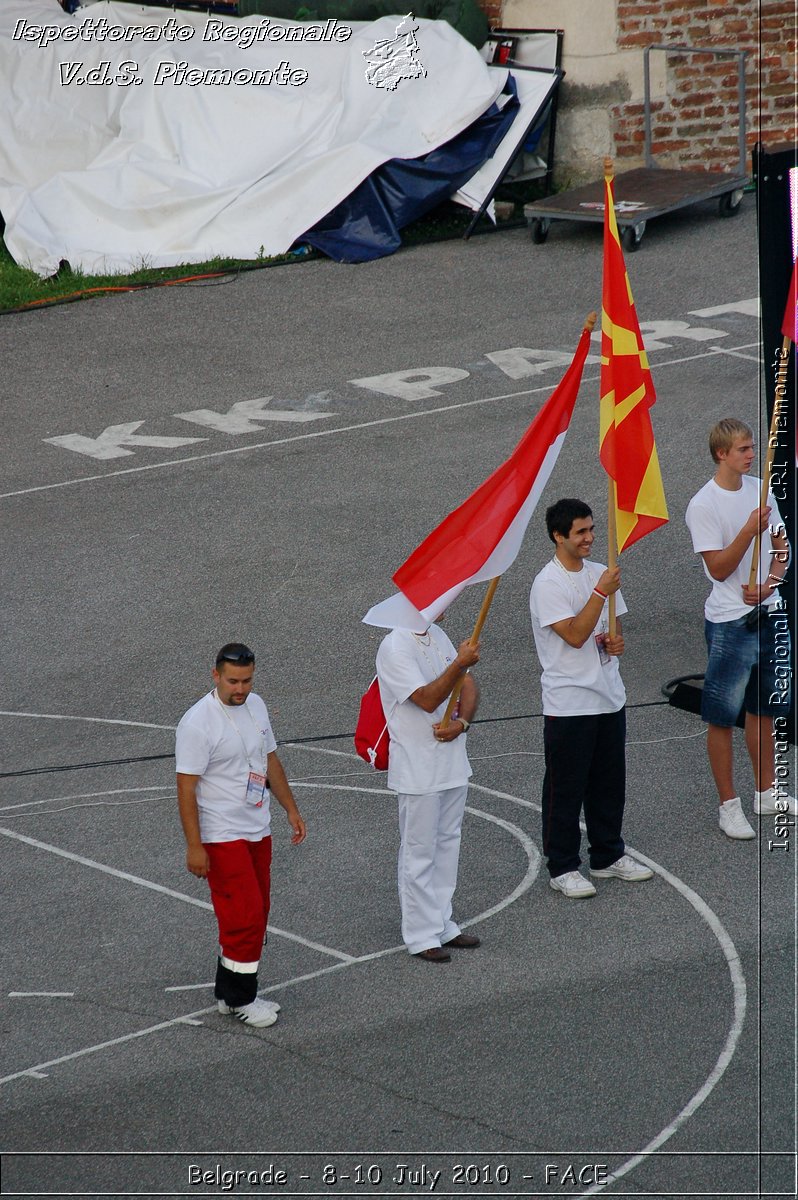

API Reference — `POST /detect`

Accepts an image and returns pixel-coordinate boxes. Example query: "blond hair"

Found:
[709,418,753,463]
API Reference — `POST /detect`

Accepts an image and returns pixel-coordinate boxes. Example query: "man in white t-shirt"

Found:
[175,643,306,1026]
[529,498,653,898]
[685,418,794,840]
[376,623,480,962]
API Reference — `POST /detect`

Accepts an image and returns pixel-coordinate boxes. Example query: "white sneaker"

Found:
[718,797,755,840]
[590,854,654,881]
[217,997,279,1026]
[550,870,596,898]
[753,788,797,816]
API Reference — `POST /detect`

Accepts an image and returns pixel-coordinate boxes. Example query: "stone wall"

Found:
[488,0,795,183]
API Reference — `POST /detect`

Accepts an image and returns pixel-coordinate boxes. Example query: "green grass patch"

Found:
[0,176,549,315]
[0,240,312,315]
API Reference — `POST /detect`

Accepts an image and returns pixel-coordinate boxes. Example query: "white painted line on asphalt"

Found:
[0,788,536,1089]
[8,992,74,998]
[292,782,387,795]
[468,784,748,1200]
[169,802,539,987]
[1,714,747,1197]
[0,1017,204,1086]
[0,826,356,964]
[0,710,175,731]
[581,850,748,1196]
[458,805,540,931]
[0,342,757,502]
[708,344,763,362]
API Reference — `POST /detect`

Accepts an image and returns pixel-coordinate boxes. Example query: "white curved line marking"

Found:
[0,785,536,1089]
[1,713,747,1197]
[579,851,747,1196]
[0,825,356,964]
[469,783,748,1197]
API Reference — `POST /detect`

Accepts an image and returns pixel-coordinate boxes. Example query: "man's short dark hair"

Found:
[545,498,593,543]
[215,642,255,668]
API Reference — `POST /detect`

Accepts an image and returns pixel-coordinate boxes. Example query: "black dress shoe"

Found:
[443,933,481,949]
[414,946,451,962]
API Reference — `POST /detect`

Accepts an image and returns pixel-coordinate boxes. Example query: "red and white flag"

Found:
[363,325,593,631]
[780,260,798,467]
[781,259,798,345]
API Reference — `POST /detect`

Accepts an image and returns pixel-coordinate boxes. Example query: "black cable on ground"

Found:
[661,673,705,698]
[0,698,672,780]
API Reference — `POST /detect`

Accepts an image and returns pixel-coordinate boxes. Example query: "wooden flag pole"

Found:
[603,156,617,636]
[441,576,500,727]
[607,477,618,636]
[748,333,791,588]
[439,308,599,727]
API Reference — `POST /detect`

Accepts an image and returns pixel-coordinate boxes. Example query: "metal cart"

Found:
[524,43,749,251]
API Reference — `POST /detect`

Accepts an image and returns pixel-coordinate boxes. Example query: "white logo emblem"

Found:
[363,13,427,91]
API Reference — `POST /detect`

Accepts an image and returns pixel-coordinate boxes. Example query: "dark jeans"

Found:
[542,708,626,876]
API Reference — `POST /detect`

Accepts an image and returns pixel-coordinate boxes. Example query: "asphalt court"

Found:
[1,201,796,1198]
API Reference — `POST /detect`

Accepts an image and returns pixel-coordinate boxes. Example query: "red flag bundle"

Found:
[363,322,594,631]
[781,259,798,345]
[600,164,668,552]
[780,260,798,467]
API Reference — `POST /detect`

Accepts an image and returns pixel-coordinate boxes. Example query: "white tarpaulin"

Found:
[0,1,506,276]
[452,67,558,215]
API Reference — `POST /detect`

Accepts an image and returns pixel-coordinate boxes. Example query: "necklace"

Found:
[412,629,448,674]
[552,556,607,631]
[214,690,266,773]
[553,554,589,594]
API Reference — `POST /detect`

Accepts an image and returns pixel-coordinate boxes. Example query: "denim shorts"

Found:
[702,612,792,726]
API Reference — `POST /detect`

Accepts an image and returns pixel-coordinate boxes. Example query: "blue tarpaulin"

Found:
[303,77,519,262]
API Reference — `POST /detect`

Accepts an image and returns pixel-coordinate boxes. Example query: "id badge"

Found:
[246,771,268,807]
[595,633,611,666]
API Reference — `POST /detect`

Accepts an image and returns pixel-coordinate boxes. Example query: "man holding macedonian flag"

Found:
[529,498,653,898]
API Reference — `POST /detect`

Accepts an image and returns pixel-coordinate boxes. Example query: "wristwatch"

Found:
[458,717,470,732]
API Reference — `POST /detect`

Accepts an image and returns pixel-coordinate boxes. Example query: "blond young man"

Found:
[685,419,795,839]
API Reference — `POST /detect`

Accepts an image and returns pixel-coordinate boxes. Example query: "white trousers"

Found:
[397,784,468,955]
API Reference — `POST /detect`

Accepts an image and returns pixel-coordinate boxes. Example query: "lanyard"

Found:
[214,691,266,774]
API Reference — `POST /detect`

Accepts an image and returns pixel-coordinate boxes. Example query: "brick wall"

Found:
[479,0,503,28]
[613,0,796,172]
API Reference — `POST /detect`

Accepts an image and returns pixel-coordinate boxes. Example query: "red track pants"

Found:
[205,836,272,968]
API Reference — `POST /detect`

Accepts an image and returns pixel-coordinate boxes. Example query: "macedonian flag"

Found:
[599,163,669,552]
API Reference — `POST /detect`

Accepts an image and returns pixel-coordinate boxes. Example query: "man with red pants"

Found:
[176,644,306,1027]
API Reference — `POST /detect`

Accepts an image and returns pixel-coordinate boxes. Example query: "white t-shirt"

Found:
[685,476,785,622]
[175,690,277,843]
[376,625,472,796]
[529,558,628,717]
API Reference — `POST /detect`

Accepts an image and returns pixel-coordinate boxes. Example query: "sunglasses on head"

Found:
[216,649,255,666]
